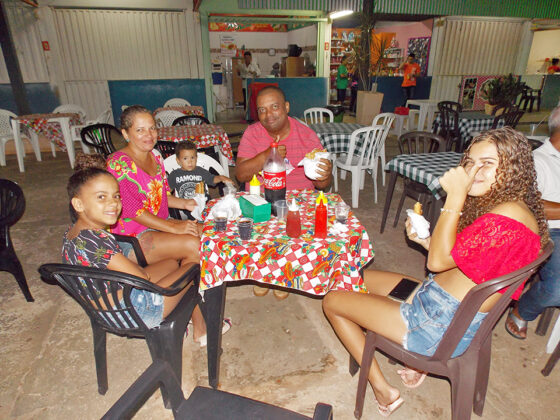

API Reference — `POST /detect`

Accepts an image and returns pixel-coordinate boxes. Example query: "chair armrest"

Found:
[112,233,148,267]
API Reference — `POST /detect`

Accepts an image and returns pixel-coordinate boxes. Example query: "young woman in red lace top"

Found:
[322,127,549,416]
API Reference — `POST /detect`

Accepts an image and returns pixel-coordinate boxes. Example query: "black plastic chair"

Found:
[353,241,553,420]
[0,179,33,302]
[155,140,178,159]
[391,132,446,229]
[112,233,148,268]
[172,115,210,126]
[38,261,201,407]
[437,102,463,152]
[103,359,333,420]
[498,110,524,129]
[80,124,120,158]
[518,79,543,113]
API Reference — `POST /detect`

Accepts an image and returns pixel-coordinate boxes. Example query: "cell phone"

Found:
[388,278,419,302]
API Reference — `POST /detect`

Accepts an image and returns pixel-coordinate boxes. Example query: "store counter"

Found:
[374,76,432,112]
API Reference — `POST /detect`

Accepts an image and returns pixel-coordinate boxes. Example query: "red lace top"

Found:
[450,213,541,300]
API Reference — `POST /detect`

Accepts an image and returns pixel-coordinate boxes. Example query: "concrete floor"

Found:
[0,119,559,419]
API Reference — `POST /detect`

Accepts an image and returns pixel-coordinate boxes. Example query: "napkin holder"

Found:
[239,195,271,223]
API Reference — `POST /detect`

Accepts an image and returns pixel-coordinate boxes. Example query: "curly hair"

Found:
[458,127,549,248]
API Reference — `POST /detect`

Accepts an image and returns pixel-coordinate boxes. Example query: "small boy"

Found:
[168,141,232,200]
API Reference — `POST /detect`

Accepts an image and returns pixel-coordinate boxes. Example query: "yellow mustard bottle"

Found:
[249,174,261,196]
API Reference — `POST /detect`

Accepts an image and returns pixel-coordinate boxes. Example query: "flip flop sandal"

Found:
[397,368,427,389]
[196,318,232,348]
[505,308,527,340]
[377,395,404,417]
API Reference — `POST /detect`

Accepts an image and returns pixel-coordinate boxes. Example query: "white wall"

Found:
[209,31,287,76]
[526,29,560,74]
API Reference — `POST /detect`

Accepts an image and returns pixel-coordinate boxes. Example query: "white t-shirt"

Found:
[533,138,560,229]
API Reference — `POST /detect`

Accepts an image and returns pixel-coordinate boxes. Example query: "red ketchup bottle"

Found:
[286,198,301,238]
[314,192,327,238]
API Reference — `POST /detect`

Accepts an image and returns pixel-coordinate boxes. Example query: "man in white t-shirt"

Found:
[506,106,560,339]
[238,51,261,108]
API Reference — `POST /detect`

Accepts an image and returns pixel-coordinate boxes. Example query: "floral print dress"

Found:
[106,150,170,236]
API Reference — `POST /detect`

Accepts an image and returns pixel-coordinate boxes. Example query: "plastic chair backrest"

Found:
[163,152,226,176]
[494,110,524,129]
[371,112,395,128]
[80,123,120,158]
[343,125,385,169]
[172,115,210,126]
[154,110,184,127]
[0,109,17,137]
[54,104,87,121]
[96,108,112,124]
[304,107,334,124]
[38,264,153,334]
[432,240,553,360]
[164,98,191,107]
[0,179,25,231]
[398,131,445,155]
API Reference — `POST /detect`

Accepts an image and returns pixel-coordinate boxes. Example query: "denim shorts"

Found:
[400,275,487,358]
[106,288,164,329]
[118,228,157,258]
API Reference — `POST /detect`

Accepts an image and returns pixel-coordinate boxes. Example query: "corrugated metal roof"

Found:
[239,0,560,18]
[237,0,363,12]
[374,0,560,19]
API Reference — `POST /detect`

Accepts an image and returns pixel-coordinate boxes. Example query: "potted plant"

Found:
[480,74,526,114]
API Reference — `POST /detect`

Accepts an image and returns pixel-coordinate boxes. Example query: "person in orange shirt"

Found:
[399,53,422,106]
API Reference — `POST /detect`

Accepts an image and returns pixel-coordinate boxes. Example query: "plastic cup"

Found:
[274,200,288,221]
[335,202,350,224]
[237,218,253,240]
[214,210,228,232]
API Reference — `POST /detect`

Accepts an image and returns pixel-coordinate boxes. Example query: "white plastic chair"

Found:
[155,110,184,127]
[303,107,334,125]
[163,152,226,219]
[53,104,88,158]
[371,112,396,187]
[163,152,226,177]
[333,125,385,207]
[0,109,41,171]
[164,98,191,107]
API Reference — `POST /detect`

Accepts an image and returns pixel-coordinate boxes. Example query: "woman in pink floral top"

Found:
[106,105,208,342]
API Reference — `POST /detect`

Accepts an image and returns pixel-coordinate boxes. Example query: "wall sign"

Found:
[42,41,50,51]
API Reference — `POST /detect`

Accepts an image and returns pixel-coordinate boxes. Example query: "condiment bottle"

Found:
[249,174,261,196]
[314,192,327,238]
[286,198,301,238]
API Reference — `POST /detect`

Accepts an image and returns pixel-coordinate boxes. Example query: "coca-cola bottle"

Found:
[263,141,286,206]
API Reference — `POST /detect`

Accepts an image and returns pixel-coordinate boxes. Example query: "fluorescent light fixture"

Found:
[329,10,353,19]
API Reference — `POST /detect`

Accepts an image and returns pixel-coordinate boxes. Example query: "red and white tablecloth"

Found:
[199,191,374,295]
[152,106,205,117]
[16,113,82,151]
[157,124,234,164]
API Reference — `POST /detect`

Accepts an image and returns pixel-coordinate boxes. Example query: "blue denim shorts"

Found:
[400,275,487,358]
[106,288,164,329]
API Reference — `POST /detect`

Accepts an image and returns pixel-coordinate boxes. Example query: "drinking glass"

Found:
[274,200,288,221]
[335,202,350,224]
[237,218,253,240]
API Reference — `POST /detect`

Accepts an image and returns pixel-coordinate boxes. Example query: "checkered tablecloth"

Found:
[433,111,498,142]
[310,123,366,154]
[152,106,205,117]
[157,124,234,164]
[17,113,82,151]
[385,152,462,200]
[199,190,374,296]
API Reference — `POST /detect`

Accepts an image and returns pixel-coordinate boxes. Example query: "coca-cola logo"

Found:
[263,171,286,190]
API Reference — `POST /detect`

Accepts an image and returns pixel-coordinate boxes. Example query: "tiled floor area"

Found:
[0,112,558,419]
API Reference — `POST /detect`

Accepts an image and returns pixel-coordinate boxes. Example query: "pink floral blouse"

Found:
[106,150,170,236]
